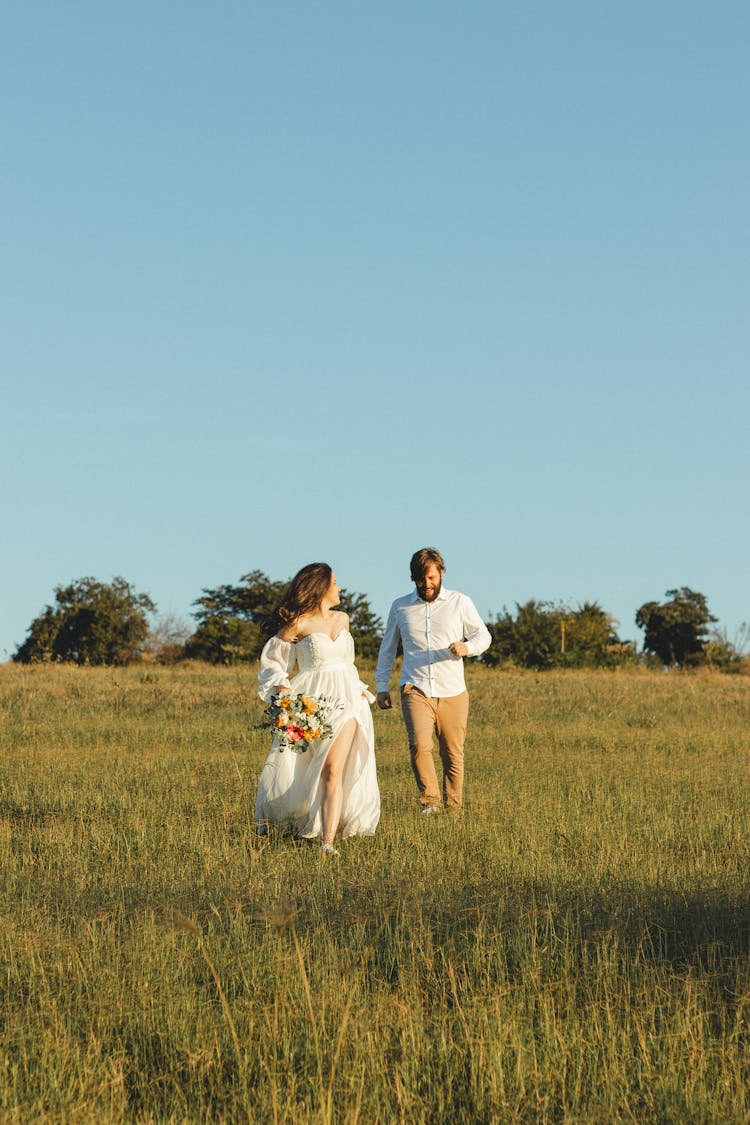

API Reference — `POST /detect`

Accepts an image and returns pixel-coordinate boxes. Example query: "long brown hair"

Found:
[276,563,333,625]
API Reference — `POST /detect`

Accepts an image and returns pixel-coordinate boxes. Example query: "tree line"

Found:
[11,572,749,673]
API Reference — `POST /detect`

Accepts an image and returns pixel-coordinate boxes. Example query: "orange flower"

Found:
[277,695,292,709]
[301,696,317,715]
[275,716,287,728]
[303,728,321,741]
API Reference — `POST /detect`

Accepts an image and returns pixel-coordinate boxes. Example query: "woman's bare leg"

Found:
[321,718,357,846]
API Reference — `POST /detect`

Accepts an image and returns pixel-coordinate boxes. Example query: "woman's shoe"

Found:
[321,842,340,856]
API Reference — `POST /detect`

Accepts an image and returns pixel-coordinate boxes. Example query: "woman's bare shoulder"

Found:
[275,622,299,643]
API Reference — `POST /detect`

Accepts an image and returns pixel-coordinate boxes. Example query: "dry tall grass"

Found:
[0,661,748,1122]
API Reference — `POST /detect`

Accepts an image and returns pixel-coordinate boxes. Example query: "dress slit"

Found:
[255,630,380,840]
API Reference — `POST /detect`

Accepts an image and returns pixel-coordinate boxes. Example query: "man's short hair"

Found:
[410,547,446,582]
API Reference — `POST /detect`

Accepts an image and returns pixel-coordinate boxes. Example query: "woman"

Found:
[255,563,380,854]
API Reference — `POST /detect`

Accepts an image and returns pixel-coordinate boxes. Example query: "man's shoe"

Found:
[420,805,440,816]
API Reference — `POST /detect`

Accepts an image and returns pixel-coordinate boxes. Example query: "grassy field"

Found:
[0,661,749,1123]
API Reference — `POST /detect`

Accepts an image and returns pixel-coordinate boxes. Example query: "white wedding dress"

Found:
[254,631,380,839]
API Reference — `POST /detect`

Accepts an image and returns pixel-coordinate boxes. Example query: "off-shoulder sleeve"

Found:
[257,636,296,702]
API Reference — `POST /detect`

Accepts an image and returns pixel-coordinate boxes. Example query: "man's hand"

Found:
[376,691,392,710]
[448,641,468,658]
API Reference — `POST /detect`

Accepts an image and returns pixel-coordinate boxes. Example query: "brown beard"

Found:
[416,580,441,603]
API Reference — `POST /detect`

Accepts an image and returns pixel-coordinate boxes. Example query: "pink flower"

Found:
[286,725,304,741]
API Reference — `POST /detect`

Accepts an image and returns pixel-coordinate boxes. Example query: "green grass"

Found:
[0,661,749,1122]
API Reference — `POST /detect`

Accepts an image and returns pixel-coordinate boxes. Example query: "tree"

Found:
[337,589,383,661]
[184,615,264,665]
[185,570,383,664]
[14,577,156,665]
[695,622,749,674]
[563,602,626,667]
[483,599,626,669]
[484,599,560,669]
[143,613,192,665]
[702,631,743,673]
[186,571,287,663]
[192,570,286,639]
[635,587,716,667]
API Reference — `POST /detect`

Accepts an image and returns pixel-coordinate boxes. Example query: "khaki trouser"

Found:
[400,685,470,809]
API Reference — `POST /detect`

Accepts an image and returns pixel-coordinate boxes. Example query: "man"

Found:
[376,548,491,814]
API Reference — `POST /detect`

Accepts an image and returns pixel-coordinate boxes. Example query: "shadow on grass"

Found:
[363,877,750,976]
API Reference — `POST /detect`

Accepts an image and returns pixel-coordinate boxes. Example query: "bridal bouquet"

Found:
[260,692,342,753]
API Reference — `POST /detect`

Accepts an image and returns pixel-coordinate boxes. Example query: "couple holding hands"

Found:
[255,548,491,855]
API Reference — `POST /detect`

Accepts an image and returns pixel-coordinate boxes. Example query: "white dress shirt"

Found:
[376,586,491,698]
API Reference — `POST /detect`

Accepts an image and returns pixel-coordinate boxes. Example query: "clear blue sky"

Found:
[2,2,748,658]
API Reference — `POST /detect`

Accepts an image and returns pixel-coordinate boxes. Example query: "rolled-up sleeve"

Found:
[257,637,296,702]
[375,603,400,692]
[460,596,492,658]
